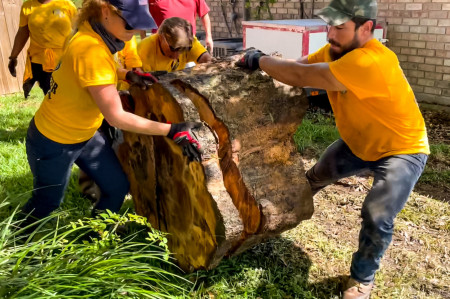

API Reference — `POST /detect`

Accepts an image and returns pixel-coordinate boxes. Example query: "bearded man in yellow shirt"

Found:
[138,17,212,73]
[237,0,429,298]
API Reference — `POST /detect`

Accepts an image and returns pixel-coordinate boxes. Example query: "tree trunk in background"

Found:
[117,56,314,272]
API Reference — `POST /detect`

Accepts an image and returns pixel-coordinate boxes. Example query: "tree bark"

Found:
[117,56,314,271]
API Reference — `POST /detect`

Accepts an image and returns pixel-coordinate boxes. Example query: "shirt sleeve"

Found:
[188,37,207,62]
[75,45,117,88]
[137,37,155,72]
[307,44,329,64]
[123,36,143,69]
[328,48,390,100]
[196,0,210,18]
[19,2,30,27]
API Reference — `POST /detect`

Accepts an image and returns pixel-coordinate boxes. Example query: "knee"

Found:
[361,204,394,234]
[105,178,129,199]
[306,168,325,195]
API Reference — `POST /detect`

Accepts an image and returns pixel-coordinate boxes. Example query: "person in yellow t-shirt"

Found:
[116,35,144,90]
[237,0,429,297]
[77,35,144,202]
[138,17,212,73]
[8,0,77,98]
[21,0,203,224]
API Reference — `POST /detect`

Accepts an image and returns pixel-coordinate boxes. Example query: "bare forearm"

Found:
[201,14,213,52]
[89,84,171,136]
[259,56,345,91]
[10,26,30,58]
[259,56,307,87]
[201,14,212,40]
[108,110,171,136]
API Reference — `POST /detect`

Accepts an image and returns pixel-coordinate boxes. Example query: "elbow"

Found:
[104,117,120,129]
[103,112,123,129]
[198,52,212,64]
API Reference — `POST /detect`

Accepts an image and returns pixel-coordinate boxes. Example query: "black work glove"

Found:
[167,122,203,162]
[236,49,266,71]
[8,57,18,77]
[125,70,159,90]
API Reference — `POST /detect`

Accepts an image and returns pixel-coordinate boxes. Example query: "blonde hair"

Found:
[76,0,120,28]
[158,17,193,47]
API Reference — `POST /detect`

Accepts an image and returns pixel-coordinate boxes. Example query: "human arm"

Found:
[88,84,170,135]
[122,37,143,70]
[88,84,202,161]
[197,51,212,63]
[259,56,346,91]
[8,26,30,77]
[189,37,212,64]
[201,13,213,53]
[296,55,309,64]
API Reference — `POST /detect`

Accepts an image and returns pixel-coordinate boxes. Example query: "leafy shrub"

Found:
[0,203,192,298]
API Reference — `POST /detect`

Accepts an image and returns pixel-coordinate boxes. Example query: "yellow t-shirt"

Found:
[117,36,142,69]
[308,39,429,161]
[138,34,207,72]
[34,22,119,144]
[116,36,142,90]
[20,0,77,70]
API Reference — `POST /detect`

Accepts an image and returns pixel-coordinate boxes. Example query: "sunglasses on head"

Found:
[114,11,134,30]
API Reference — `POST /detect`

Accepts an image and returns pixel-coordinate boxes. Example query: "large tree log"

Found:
[117,56,314,271]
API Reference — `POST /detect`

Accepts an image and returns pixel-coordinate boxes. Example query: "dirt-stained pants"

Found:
[306,139,427,283]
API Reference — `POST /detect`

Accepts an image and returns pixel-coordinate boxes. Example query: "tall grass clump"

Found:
[293,112,340,157]
[0,201,192,298]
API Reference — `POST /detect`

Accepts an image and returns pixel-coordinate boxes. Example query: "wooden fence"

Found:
[0,0,26,96]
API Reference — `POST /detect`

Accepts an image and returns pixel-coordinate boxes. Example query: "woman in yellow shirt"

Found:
[138,17,212,73]
[22,0,202,221]
[8,0,77,98]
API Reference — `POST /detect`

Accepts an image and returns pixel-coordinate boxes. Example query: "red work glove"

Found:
[125,70,160,90]
[167,122,203,162]
[235,49,266,71]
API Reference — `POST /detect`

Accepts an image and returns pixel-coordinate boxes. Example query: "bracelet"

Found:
[9,56,17,60]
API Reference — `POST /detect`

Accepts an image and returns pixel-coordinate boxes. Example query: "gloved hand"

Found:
[167,122,203,162]
[236,49,266,71]
[125,70,159,90]
[8,57,18,77]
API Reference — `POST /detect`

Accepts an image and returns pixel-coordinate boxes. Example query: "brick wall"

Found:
[200,0,450,106]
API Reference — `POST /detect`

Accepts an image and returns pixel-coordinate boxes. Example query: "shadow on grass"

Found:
[190,237,345,298]
[0,173,33,220]
[0,125,29,144]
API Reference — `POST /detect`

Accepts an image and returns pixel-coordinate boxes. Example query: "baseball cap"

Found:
[316,0,377,26]
[109,0,157,30]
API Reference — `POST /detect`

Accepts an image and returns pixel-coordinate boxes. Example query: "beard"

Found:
[328,34,361,61]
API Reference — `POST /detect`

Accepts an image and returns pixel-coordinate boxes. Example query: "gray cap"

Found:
[316,0,377,26]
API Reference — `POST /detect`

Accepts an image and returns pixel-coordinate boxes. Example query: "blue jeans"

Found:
[23,118,129,218]
[306,139,427,283]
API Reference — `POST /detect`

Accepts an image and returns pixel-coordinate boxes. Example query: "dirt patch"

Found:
[422,110,450,144]
[414,109,450,202]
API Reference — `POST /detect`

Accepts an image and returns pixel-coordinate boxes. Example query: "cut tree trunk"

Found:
[117,56,314,272]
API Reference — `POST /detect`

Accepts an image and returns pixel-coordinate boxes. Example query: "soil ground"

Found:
[294,108,449,298]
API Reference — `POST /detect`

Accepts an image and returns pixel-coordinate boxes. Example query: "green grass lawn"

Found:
[0,89,191,298]
[1,89,448,298]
